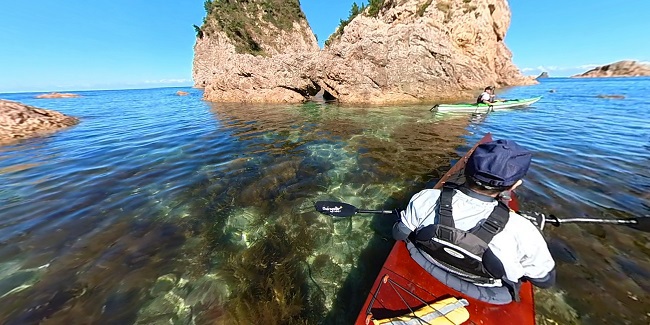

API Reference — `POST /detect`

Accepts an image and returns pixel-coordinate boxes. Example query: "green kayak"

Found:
[431,96,542,113]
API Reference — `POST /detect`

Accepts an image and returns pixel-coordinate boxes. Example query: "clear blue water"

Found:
[0,79,649,324]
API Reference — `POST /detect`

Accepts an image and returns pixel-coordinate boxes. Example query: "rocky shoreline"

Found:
[0,99,79,145]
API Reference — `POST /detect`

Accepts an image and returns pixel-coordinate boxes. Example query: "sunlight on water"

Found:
[464,77,650,324]
[0,79,649,324]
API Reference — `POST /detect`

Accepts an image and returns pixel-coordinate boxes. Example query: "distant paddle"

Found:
[313,201,650,232]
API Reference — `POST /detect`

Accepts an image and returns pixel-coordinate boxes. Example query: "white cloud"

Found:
[521,63,604,75]
[577,64,600,70]
[143,78,192,84]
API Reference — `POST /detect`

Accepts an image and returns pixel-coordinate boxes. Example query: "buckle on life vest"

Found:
[482,219,501,234]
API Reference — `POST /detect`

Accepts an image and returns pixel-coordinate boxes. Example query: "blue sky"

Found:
[0,1,648,93]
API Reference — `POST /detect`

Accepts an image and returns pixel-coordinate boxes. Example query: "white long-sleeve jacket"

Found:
[394,188,555,283]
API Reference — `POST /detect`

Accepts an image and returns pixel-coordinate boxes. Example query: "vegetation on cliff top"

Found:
[325,0,385,47]
[201,0,306,55]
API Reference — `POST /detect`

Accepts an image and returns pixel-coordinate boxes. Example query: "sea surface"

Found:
[0,78,648,324]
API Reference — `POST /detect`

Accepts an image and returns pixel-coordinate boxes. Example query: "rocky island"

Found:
[192,0,535,104]
[536,72,549,79]
[572,60,650,78]
[0,99,79,145]
[35,92,81,99]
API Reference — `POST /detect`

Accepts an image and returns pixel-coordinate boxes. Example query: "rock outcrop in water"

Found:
[572,60,650,78]
[0,99,79,145]
[193,0,535,104]
[193,0,320,103]
[35,92,81,99]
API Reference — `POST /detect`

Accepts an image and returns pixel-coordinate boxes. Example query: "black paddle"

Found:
[314,201,394,218]
[313,201,650,232]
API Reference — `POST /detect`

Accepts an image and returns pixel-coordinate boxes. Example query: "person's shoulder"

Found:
[408,188,441,203]
[413,188,441,198]
[506,211,543,235]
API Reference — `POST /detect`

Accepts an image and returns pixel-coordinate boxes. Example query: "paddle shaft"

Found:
[548,216,636,226]
[314,201,649,231]
[357,209,393,215]
[354,210,641,228]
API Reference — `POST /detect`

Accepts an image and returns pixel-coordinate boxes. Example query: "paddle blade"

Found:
[630,217,650,232]
[314,201,358,217]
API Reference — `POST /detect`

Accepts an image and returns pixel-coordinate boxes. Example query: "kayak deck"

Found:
[354,133,535,325]
[432,97,542,113]
[355,241,535,324]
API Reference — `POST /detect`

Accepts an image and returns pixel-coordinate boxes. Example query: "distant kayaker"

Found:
[477,86,496,104]
[392,139,556,305]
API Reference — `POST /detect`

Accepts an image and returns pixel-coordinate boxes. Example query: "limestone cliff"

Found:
[193,0,320,103]
[0,100,79,145]
[193,0,534,104]
[314,0,535,104]
[572,60,650,78]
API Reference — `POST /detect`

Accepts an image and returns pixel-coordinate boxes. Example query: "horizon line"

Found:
[0,84,199,95]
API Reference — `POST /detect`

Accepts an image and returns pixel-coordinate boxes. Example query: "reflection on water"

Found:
[1,78,649,324]
[464,77,650,324]
[0,89,469,324]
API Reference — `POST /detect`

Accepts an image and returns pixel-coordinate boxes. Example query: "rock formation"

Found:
[176,91,189,96]
[572,60,650,78]
[35,92,81,99]
[193,0,320,103]
[193,0,535,104]
[536,72,549,79]
[0,99,79,145]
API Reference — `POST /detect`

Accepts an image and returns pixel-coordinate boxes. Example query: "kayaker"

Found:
[392,139,556,305]
[476,86,496,104]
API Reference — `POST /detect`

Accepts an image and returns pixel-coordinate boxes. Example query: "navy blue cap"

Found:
[465,139,532,188]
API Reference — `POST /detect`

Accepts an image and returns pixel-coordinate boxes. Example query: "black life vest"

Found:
[411,184,510,285]
[476,92,492,104]
[476,94,484,104]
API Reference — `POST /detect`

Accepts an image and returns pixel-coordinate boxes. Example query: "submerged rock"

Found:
[193,0,535,104]
[534,289,581,325]
[149,274,178,296]
[0,99,79,145]
[184,274,229,307]
[613,256,650,292]
[176,91,189,96]
[546,237,579,264]
[596,94,625,99]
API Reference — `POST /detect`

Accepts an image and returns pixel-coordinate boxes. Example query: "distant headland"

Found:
[35,92,81,99]
[572,60,650,78]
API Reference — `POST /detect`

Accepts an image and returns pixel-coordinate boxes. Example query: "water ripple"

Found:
[1,80,649,324]
[465,77,650,324]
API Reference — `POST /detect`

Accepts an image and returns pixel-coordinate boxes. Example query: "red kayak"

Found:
[354,133,535,325]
